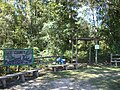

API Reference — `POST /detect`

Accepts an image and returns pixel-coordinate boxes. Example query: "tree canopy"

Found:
[0,0,120,63]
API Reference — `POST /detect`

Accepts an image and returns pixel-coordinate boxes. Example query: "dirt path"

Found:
[5,67,120,90]
[4,77,97,90]
[4,66,120,90]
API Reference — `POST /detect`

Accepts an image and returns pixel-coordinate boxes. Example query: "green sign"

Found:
[4,49,34,66]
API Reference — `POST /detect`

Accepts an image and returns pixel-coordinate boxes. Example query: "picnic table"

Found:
[49,64,68,72]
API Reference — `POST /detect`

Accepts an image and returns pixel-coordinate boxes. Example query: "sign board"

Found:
[95,45,99,49]
[4,49,34,66]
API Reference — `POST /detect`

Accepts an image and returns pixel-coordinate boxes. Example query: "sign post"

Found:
[95,43,99,64]
[4,49,34,66]
[95,45,99,50]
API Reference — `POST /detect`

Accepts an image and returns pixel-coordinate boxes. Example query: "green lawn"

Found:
[39,66,120,90]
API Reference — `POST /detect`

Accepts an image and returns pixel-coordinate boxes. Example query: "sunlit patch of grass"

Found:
[82,66,120,90]
[42,69,100,81]
[37,66,120,90]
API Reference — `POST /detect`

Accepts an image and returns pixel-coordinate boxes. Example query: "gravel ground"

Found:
[4,77,97,90]
[1,66,120,90]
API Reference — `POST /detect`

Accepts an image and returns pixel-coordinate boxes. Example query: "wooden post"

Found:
[76,36,78,63]
[53,67,56,72]
[18,65,20,72]
[20,74,25,82]
[6,66,10,74]
[115,60,117,67]
[89,46,92,64]
[2,79,6,88]
[73,64,77,69]
[63,65,67,70]
[71,38,74,63]
[28,65,30,70]
[110,53,112,66]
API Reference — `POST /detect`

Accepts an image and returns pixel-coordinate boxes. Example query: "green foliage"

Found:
[0,66,6,76]
[0,0,120,64]
[99,0,120,53]
[64,50,72,59]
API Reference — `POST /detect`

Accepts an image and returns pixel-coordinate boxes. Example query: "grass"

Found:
[0,65,120,89]
[38,66,120,90]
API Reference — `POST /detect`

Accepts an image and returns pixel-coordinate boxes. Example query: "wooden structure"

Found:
[48,63,80,72]
[111,54,120,67]
[71,37,99,64]
[77,37,98,41]
[35,56,63,59]
[48,64,68,72]
[0,69,39,88]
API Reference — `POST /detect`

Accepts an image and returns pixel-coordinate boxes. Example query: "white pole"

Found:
[95,40,98,64]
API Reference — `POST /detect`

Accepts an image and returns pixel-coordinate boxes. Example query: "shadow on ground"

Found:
[2,66,120,90]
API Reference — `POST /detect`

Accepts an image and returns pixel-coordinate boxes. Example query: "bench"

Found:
[25,69,39,77]
[111,54,120,66]
[0,69,39,88]
[49,64,68,72]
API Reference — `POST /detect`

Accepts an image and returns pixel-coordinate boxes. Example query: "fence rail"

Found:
[111,53,120,66]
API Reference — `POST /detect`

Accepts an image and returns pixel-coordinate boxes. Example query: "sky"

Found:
[77,5,103,27]
[3,0,103,27]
